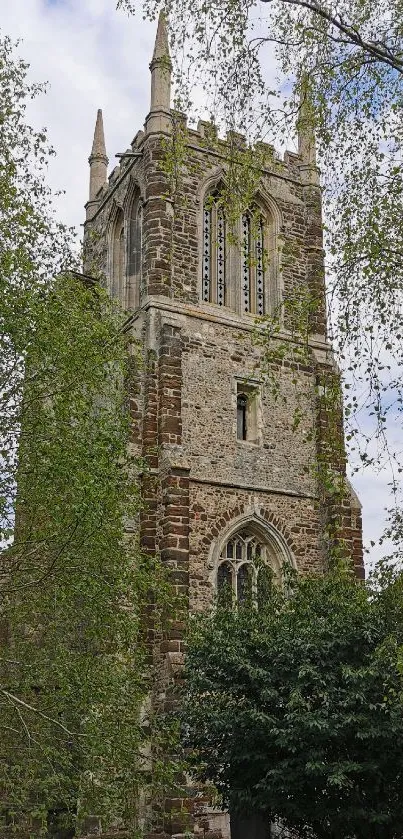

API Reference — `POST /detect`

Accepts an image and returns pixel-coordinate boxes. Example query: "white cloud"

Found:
[2,0,155,233]
[349,469,394,569]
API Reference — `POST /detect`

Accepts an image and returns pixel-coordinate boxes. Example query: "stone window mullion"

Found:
[216,206,226,306]
[241,213,251,313]
[202,205,212,302]
[202,195,269,315]
[217,531,266,605]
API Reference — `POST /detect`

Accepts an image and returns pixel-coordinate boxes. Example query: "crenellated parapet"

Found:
[83,102,324,341]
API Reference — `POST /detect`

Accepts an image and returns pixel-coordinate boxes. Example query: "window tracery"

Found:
[216,530,265,604]
[127,197,143,309]
[202,190,270,315]
[111,209,125,301]
[202,193,226,306]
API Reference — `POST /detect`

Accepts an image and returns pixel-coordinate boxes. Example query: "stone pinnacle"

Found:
[90,108,108,162]
[151,10,171,64]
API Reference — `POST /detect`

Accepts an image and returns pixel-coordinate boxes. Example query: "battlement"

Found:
[87,110,316,219]
[85,8,319,224]
[83,5,323,335]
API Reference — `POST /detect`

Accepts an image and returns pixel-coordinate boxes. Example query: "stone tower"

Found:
[83,14,363,838]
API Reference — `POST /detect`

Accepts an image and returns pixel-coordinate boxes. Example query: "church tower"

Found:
[83,14,363,838]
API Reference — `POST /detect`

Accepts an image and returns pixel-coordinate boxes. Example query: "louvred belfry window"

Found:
[111,209,125,301]
[202,194,226,305]
[202,192,268,315]
[242,210,265,315]
[127,197,143,309]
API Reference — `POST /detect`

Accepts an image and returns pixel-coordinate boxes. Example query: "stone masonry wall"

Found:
[180,317,317,493]
[188,484,325,612]
[134,307,339,616]
[83,123,326,344]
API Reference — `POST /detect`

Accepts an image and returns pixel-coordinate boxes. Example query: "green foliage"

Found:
[2,274,138,834]
[183,568,403,838]
[0,33,177,836]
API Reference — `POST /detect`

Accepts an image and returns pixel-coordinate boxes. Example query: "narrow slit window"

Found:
[237,393,248,440]
[236,383,260,444]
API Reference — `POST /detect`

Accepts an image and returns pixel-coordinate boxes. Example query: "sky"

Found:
[1,0,390,567]
[2,0,155,233]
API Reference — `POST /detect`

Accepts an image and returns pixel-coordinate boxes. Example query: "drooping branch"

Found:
[261,0,403,74]
[1,689,86,737]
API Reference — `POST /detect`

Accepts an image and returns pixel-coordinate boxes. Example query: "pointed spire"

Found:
[146,11,172,134]
[88,109,108,203]
[90,108,107,160]
[152,9,170,63]
[297,75,319,185]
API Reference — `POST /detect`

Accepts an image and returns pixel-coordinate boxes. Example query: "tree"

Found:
[0,34,175,836]
[183,568,403,839]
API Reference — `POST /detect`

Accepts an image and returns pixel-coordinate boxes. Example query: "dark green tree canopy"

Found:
[183,570,403,839]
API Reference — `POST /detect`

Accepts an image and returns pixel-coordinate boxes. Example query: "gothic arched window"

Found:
[216,530,265,604]
[127,196,143,309]
[241,210,265,315]
[111,209,125,301]
[202,191,226,306]
[202,191,270,315]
